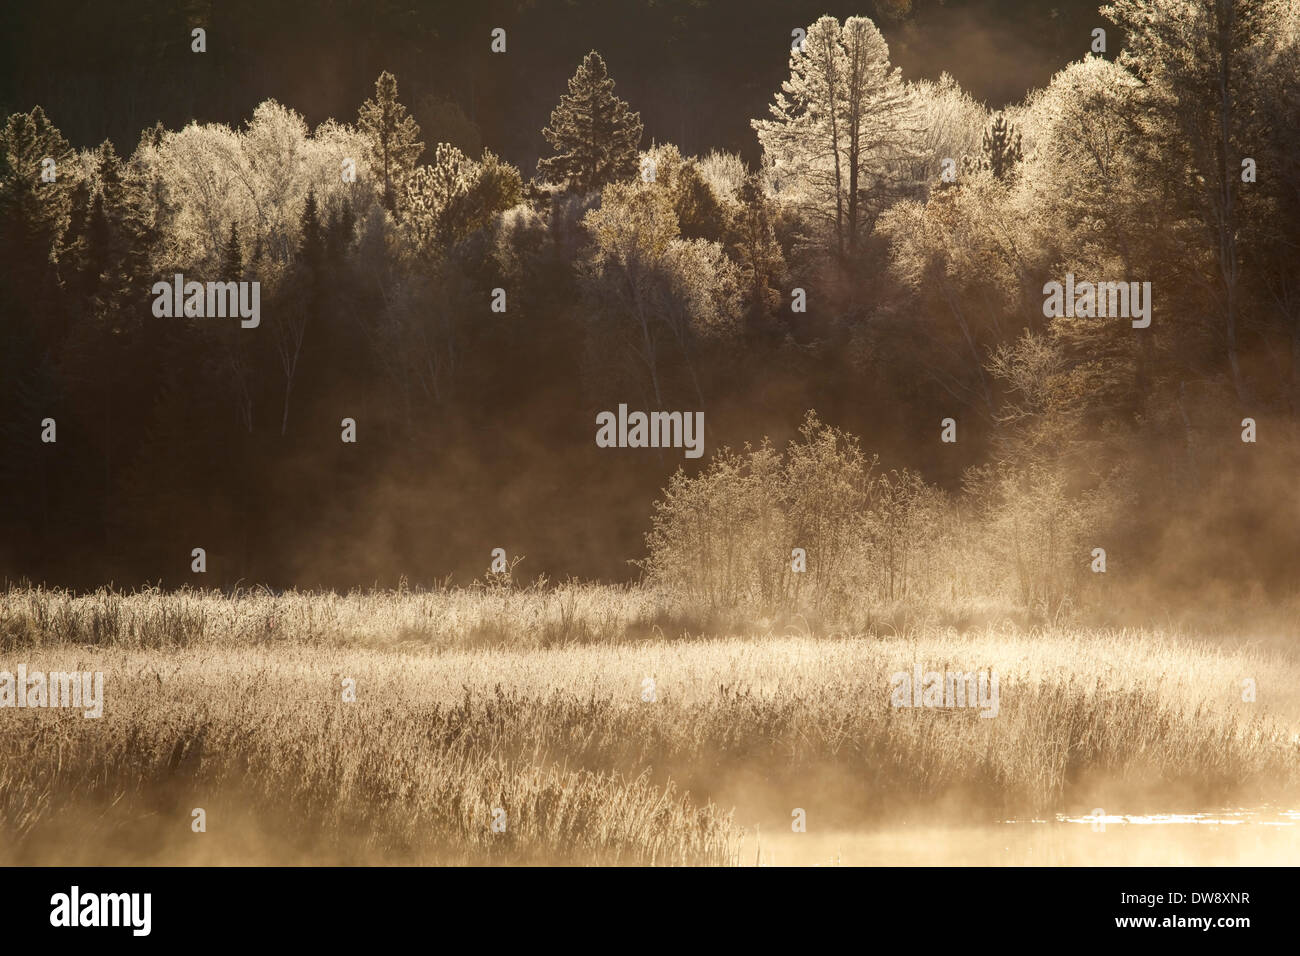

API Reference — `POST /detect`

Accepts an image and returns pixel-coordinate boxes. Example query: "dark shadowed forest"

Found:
[2,0,1298,623]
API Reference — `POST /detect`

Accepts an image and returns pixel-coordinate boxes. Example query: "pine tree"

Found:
[222,221,243,280]
[299,188,324,267]
[730,173,786,339]
[62,178,90,257]
[538,51,643,193]
[325,200,355,262]
[118,126,165,294]
[59,178,96,308]
[0,107,75,308]
[96,140,123,211]
[358,71,424,214]
[84,191,111,294]
[86,140,132,309]
[1103,0,1279,406]
[979,112,1023,181]
[672,163,726,243]
[752,16,919,256]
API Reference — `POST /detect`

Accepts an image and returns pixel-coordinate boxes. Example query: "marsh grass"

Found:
[1,585,1297,864]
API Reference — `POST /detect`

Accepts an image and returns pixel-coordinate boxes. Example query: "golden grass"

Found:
[1,585,1297,865]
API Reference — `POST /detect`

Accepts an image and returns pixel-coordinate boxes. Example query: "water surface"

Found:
[744,809,1300,866]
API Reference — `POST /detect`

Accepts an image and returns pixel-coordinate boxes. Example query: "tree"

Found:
[728,173,787,339]
[1019,55,1175,424]
[325,199,355,262]
[83,141,128,304]
[538,51,643,192]
[753,16,920,257]
[977,112,1022,181]
[298,186,325,268]
[212,219,255,434]
[358,71,424,215]
[1020,56,1147,268]
[0,107,78,558]
[906,73,986,192]
[581,181,679,405]
[635,143,726,242]
[878,170,1039,422]
[1247,2,1300,415]
[456,149,522,237]
[403,143,472,255]
[222,220,243,279]
[148,120,245,269]
[580,180,739,409]
[670,162,726,243]
[0,107,75,312]
[405,146,523,256]
[1102,0,1279,405]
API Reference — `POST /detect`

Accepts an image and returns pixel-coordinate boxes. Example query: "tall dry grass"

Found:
[2,584,1298,864]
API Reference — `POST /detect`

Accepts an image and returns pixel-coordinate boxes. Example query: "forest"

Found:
[1,0,1298,626]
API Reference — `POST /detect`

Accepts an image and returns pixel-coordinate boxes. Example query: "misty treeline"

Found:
[2,1,1298,617]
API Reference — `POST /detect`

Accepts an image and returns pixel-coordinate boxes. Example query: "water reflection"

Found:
[743,809,1300,866]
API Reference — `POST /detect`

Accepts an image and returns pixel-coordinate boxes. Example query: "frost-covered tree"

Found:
[404,144,472,255]
[1016,56,1160,422]
[906,73,986,191]
[148,120,245,269]
[358,71,424,215]
[753,15,920,257]
[404,145,522,256]
[538,52,643,193]
[143,101,374,272]
[0,107,75,283]
[580,181,739,407]
[878,171,1041,421]
[1101,0,1281,404]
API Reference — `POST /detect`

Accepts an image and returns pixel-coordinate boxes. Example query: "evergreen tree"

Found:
[455,149,522,239]
[299,188,324,268]
[729,173,786,339]
[538,51,643,192]
[117,127,164,297]
[0,107,75,308]
[671,162,726,243]
[84,191,111,295]
[325,200,355,262]
[358,71,424,215]
[62,178,90,260]
[96,140,124,210]
[753,16,919,257]
[1103,0,1280,406]
[979,112,1023,181]
[85,140,141,313]
[222,220,243,280]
